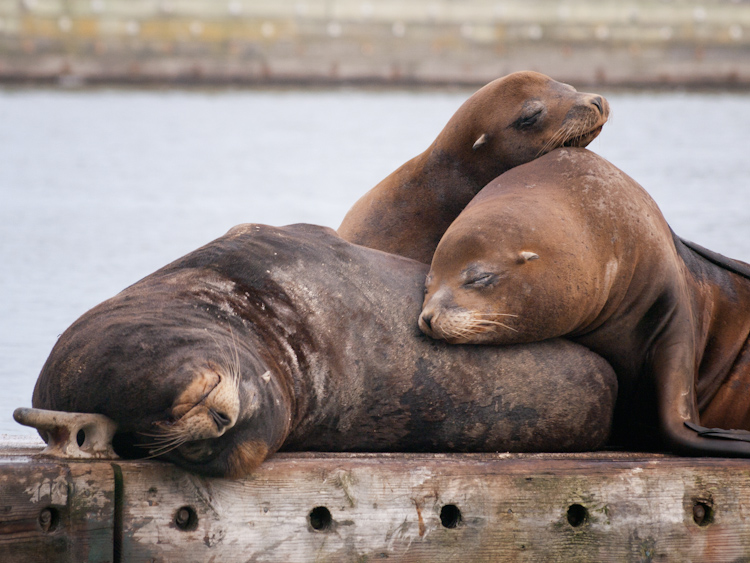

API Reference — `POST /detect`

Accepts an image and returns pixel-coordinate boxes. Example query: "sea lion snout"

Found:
[551,92,610,151]
[589,95,607,117]
[417,308,439,338]
[419,282,452,337]
[157,367,241,443]
[574,92,609,119]
[420,286,501,344]
[418,309,434,331]
[420,292,521,344]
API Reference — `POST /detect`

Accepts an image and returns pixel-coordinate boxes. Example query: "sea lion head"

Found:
[419,180,608,344]
[437,71,610,180]
[32,271,293,478]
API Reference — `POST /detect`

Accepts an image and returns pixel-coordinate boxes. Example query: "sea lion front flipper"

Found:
[684,421,750,442]
[654,324,750,456]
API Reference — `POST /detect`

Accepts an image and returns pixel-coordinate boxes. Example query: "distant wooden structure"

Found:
[1,0,750,87]
[2,436,750,562]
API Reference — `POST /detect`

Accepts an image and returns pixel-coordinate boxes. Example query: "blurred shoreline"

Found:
[2,0,750,89]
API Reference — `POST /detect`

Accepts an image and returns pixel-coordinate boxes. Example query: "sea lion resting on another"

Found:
[420,147,750,455]
[32,224,617,477]
[339,71,609,264]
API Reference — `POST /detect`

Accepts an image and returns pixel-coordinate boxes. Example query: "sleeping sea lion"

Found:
[32,223,617,476]
[338,71,609,264]
[419,147,750,455]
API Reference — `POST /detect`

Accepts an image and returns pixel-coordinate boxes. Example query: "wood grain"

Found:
[0,449,115,563]
[3,442,750,562]
[116,452,750,562]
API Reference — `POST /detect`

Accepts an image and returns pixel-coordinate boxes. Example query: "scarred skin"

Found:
[338,71,609,264]
[420,147,750,455]
[32,223,617,477]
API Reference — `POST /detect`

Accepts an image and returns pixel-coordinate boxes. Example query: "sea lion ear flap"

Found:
[517,251,539,263]
[472,133,488,151]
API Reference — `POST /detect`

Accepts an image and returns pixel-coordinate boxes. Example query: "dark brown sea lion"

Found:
[338,71,610,264]
[32,223,617,477]
[419,147,750,455]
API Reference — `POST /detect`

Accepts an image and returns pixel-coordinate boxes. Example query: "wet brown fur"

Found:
[338,71,609,264]
[33,223,618,476]
[421,148,750,455]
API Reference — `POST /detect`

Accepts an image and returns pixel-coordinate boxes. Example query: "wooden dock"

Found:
[2,437,750,562]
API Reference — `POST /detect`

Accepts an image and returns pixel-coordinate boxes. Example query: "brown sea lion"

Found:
[419,147,750,455]
[32,223,617,477]
[338,71,610,264]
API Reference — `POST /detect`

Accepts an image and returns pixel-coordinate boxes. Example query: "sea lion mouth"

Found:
[134,365,242,461]
[562,125,603,148]
[419,308,519,344]
[175,437,220,462]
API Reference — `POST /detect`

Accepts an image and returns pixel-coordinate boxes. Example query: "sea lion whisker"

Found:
[453,325,485,338]
[207,328,236,382]
[538,127,566,157]
[134,431,190,453]
[566,122,585,145]
[141,425,187,438]
[229,325,242,388]
[143,437,191,459]
[475,320,519,332]
[138,439,184,453]
[550,124,576,151]
[475,312,519,318]
[209,325,243,388]
[441,326,467,340]
[139,428,188,441]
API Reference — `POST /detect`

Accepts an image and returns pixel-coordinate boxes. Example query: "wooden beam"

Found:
[3,440,750,561]
[119,452,750,561]
[0,439,115,563]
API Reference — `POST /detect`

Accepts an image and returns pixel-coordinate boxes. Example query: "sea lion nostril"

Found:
[210,410,232,429]
[421,312,433,330]
[591,96,604,115]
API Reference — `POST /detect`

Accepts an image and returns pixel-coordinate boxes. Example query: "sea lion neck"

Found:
[337,148,481,264]
[429,120,514,191]
[387,148,483,264]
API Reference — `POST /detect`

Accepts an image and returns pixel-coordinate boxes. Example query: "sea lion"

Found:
[419,147,750,455]
[338,71,610,264]
[32,223,617,477]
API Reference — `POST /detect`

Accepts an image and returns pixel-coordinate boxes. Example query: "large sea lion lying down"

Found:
[420,147,750,455]
[338,71,609,264]
[33,223,617,477]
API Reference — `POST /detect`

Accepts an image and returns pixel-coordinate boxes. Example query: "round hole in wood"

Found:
[39,507,60,533]
[174,506,198,531]
[440,504,462,528]
[309,506,332,531]
[567,503,588,527]
[693,501,714,526]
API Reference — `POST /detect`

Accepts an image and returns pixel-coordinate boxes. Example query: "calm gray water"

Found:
[2,87,750,435]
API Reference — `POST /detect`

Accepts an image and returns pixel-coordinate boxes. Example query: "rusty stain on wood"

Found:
[2,441,750,562]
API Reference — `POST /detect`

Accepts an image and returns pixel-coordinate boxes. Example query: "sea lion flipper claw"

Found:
[684,420,750,442]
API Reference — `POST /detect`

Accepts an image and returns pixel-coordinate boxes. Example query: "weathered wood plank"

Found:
[116,452,750,562]
[3,441,750,562]
[0,445,115,563]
